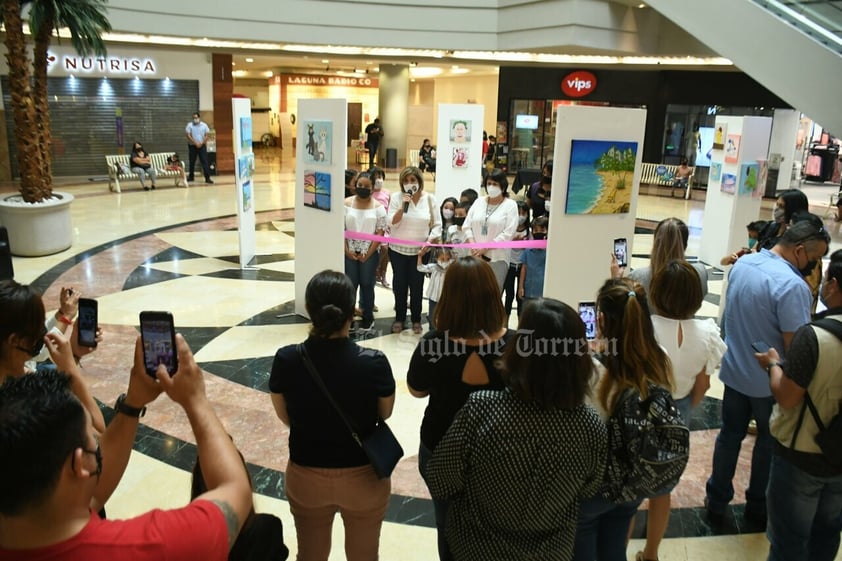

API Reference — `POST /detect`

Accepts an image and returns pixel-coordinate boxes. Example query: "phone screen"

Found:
[77,298,98,348]
[751,341,771,354]
[140,311,178,377]
[614,238,628,268]
[579,302,597,341]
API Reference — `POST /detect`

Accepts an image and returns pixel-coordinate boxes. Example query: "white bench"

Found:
[639,162,695,200]
[105,153,184,193]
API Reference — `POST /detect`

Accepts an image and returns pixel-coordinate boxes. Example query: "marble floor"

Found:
[6,153,842,560]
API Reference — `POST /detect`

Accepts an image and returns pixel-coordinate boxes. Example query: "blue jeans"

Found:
[675,394,692,428]
[345,253,378,324]
[418,442,453,561]
[573,495,640,561]
[187,143,211,181]
[706,384,775,514]
[389,249,424,324]
[428,300,437,330]
[767,453,842,561]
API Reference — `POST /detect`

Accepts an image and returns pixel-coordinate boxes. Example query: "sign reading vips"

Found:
[561,70,597,98]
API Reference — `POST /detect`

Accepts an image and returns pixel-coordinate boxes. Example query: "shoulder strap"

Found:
[812,318,842,342]
[296,344,363,448]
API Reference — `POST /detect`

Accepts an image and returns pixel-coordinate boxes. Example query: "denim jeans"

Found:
[706,384,775,514]
[345,253,378,324]
[389,249,424,324]
[767,453,842,561]
[428,300,438,330]
[573,495,640,561]
[418,442,453,561]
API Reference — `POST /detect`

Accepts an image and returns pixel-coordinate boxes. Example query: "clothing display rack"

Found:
[804,141,839,183]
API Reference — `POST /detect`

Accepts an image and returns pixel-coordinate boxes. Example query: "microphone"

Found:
[403,200,410,213]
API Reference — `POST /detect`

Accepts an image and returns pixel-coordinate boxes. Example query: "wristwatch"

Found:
[114,393,146,418]
[766,361,781,375]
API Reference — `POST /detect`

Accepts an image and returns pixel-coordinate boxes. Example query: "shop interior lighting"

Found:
[409,66,442,78]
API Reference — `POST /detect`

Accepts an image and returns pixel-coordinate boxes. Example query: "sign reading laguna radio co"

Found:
[282,73,378,87]
[47,51,157,75]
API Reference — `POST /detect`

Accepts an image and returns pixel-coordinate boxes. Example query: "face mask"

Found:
[773,207,785,222]
[442,209,455,220]
[17,326,47,357]
[748,238,757,249]
[404,183,419,194]
[487,185,502,198]
[356,187,371,199]
[800,259,818,278]
[192,118,200,125]
[454,217,466,226]
[438,260,451,269]
[541,175,552,185]
[533,232,547,241]
[544,200,552,212]
[374,178,384,190]
[518,215,527,225]
[820,282,830,307]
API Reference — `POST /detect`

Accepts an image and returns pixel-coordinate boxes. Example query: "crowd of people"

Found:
[1,166,840,561]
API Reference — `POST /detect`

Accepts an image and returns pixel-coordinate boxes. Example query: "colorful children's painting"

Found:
[240,117,252,152]
[303,121,332,164]
[724,134,741,164]
[720,172,737,194]
[739,163,759,196]
[303,169,331,211]
[238,154,255,181]
[756,160,768,199]
[710,162,722,182]
[242,180,252,212]
[712,123,727,150]
[452,147,469,168]
[565,139,637,215]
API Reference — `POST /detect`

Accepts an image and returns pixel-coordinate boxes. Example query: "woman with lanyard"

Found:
[463,168,519,291]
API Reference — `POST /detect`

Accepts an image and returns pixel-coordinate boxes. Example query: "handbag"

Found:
[297,344,403,479]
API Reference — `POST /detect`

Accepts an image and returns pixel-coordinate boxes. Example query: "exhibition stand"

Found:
[434,104,485,202]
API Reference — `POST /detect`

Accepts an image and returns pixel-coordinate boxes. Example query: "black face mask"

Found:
[356,188,371,199]
[541,175,552,185]
[17,325,47,357]
[800,259,818,277]
[453,217,466,226]
[532,232,547,241]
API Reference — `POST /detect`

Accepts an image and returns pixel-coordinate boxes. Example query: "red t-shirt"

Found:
[0,500,228,561]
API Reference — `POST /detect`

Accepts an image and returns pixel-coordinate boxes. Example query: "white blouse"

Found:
[463,196,519,263]
[387,191,442,255]
[651,316,727,400]
[344,203,386,255]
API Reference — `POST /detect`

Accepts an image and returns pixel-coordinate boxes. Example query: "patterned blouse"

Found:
[427,389,607,561]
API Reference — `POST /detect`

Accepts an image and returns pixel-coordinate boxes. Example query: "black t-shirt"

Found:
[407,329,514,449]
[269,337,395,468]
[529,181,550,219]
[130,148,151,169]
[365,123,382,146]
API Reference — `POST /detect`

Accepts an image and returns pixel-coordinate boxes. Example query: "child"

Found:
[417,246,453,331]
[440,197,458,242]
[518,216,548,304]
[447,201,471,258]
[166,153,189,187]
[459,188,479,207]
[369,167,391,289]
[504,201,530,322]
[719,219,769,265]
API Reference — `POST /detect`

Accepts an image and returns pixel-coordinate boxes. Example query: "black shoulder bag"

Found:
[789,318,842,468]
[297,344,404,479]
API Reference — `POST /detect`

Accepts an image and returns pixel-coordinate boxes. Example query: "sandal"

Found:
[354,307,363,317]
[391,321,404,334]
[412,322,423,334]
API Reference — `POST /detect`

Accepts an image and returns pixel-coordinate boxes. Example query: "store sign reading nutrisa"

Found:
[47,51,157,75]
[561,70,597,98]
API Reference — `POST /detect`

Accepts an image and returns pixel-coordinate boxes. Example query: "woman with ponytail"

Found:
[269,270,396,561]
[573,277,675,561]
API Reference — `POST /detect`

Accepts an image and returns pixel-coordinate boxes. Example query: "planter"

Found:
[0,191,74,256]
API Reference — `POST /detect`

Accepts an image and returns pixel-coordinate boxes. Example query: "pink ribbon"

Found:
[344,230,547,249]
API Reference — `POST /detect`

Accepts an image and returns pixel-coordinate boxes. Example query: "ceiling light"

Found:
[265,71,274,77]
[321,59,329,64]
[638,3,646,7]
[451,67,469,74]
[410,66,442,78]
[232,70,247,78]
[373,67,379,72]
[245,57,254,63]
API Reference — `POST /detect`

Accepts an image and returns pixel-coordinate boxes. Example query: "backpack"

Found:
[601,384,690,504]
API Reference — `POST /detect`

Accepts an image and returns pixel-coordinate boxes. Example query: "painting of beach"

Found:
[565,140,637,215]
[303,170,331,212]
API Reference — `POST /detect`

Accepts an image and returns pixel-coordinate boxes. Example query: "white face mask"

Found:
[438,260,452,269]
[545,200,552,212]
[404,183,419,194]
[192,118,200,125]
[442,209,454,220]
[487,185,502,198]
[518,215,527,225]
[374,178,384,190]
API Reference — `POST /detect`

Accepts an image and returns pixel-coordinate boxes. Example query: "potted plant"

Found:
[0,0,110,256]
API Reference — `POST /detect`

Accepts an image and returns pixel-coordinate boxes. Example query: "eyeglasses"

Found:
[71,437,102,477]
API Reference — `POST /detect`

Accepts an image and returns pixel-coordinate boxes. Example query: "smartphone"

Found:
[77,298,98,348]
[139,311,178,377]
[751,341,771,354]
[579,301,597,341]
[614,238,628,268]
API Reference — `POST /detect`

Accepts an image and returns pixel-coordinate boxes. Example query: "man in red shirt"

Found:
[0,335,252,560]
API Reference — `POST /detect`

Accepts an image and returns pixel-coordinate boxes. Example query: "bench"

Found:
[639,162,695,200]
[105,153,185,193]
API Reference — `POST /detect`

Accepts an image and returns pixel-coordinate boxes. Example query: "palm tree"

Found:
[2,0,110,203]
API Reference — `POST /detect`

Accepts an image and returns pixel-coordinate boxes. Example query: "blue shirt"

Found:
[185,120,210,144]
[520,248,547,299]
[720,249,812,397]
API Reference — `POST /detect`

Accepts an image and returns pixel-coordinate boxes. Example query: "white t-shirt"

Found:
[387,191,442,255]
[344,204,386,254]
[462,196,518,263]
[651,316,727,399]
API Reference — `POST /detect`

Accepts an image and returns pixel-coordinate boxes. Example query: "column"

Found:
[212,53,234,174]
[378,64,409,168]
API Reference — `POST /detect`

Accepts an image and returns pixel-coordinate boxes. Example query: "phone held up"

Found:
[613,237,628,268]
[578,301,597,341]
[751,341,771,354]
[139,311,178,377]
[77,298,98,348]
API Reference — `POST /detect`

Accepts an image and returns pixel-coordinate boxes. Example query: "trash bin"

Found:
[386,148,397,169]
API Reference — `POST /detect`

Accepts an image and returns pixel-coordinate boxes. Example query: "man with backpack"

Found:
[755,249,842,561]
[706,219,829,528]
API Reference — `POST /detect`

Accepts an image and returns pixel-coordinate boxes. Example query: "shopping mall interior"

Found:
[3,1,842,559]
